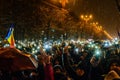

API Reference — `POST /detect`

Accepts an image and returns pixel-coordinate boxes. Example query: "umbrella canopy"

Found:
[0,47,38,72]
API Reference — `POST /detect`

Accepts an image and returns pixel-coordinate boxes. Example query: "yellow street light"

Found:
[90,22,98,26]
[80,14,93,23]
[59,0,68,8]
[79,14,93,39]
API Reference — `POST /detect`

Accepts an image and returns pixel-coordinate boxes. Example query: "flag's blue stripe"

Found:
[5,29,12,39]
[5,24,14,39]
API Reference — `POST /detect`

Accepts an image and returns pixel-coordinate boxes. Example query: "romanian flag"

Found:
[5,24,15,48]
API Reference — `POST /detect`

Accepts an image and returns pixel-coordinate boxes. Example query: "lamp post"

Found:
[90,22,98,39]
[80,14,92,39]
[80,14,92,23]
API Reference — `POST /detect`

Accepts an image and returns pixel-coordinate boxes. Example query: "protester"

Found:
[0,38,120,80]
[63,46,88,80]
[104,60,120,80]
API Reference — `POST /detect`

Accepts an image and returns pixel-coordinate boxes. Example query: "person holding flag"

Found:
[5,24,15,48]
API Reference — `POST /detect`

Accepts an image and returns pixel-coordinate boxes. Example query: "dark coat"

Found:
[63,53,88,80]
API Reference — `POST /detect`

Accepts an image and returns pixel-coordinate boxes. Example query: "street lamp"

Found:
[90,22,99,39]
[80,14,93,23]
[91,22,98,26]
[59,0,68,8]
[80,14,93,39]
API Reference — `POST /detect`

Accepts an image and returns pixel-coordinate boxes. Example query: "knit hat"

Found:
[53,65,63,72]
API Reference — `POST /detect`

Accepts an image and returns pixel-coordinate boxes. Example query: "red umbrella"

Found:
[0,47,38,72]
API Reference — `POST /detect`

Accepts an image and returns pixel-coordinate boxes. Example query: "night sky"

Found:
[66,0,120,37]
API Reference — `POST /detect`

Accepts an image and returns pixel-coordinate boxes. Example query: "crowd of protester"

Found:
[0,39,120,80]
